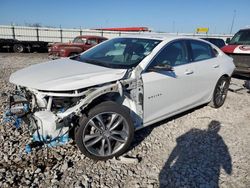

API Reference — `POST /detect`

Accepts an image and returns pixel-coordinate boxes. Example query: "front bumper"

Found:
[227,53,250,77]
[48,52,60,60]
[234,67,250,78]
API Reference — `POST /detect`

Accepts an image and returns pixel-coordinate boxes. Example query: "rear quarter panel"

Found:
[218,54,235,77]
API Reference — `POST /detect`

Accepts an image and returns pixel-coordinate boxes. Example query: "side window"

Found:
[190,40,214,61]
[87,38,98,45]
[149,40,189,68]
[73,37,86,43]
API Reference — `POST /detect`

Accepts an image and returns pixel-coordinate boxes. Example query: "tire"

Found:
[13,44,25,53]
[75,101,134,160]
[244,80,250,90]
[209,76,230,108]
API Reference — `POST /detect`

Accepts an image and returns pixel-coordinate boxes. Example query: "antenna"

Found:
[230,10,236,34]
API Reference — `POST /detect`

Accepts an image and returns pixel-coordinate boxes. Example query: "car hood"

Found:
[50,43,78,50]
[9,59,127,91]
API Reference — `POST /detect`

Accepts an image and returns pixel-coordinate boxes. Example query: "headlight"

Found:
[9,94,30,117]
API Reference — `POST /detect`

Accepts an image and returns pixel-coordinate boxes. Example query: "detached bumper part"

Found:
[32,111,69,146]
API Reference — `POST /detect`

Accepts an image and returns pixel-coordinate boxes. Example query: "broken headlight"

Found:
[9,94,30,117]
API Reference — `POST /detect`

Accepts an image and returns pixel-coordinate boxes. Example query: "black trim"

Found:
[144,39,190,73]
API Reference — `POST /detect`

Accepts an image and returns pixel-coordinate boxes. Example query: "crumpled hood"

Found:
[9,59,127,91]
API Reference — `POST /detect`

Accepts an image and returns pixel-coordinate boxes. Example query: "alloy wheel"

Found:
[214,79,229,106]
[82,112,129,157]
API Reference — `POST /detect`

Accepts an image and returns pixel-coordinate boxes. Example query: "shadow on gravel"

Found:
[159,120,232,188]
[129,104,207,153]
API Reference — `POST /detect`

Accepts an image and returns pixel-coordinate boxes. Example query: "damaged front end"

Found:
[4,75,144,153]
[4,87,76,152]
[4,90,30,128]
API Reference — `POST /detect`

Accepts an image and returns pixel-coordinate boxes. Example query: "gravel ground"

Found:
[0,53,250,188]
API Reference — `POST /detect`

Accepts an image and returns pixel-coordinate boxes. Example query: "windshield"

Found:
[229,30,250,45]
[77,37,161,69]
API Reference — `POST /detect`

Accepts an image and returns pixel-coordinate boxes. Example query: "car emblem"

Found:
[239,45,250,51]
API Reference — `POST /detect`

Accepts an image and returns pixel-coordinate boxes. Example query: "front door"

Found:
[142,40,198,125]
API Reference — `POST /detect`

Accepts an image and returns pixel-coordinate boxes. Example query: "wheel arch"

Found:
[207,74,231,105]
[82,91,137,125]
[83,92,122,114]
[221,73,230,78]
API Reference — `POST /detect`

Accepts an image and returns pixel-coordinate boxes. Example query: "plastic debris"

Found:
[113,155,139,164]
[3,110,22,128]
[32,133,69,147]
[25,144,32,153]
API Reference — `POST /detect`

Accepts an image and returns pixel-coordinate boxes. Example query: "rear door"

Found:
[188,40,220,101]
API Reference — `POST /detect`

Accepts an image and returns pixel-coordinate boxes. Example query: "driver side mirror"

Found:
[148,63,173,72]
[226,38,231,44]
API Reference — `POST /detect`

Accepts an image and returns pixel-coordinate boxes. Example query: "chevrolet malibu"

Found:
[6,36,235,160]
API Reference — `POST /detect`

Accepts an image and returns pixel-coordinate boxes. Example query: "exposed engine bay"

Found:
[4,73,143,152]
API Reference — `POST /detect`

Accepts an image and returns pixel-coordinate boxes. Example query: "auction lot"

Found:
[0,53,250,187]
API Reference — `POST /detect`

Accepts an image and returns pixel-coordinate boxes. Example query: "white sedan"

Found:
[8,35,235,160]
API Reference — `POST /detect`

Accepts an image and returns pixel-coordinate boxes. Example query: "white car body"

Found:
[7,35,235,158]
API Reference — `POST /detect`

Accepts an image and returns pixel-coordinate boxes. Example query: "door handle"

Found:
[185,70,194,75]
[213,64,220,68]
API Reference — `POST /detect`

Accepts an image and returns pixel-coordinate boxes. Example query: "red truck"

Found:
[48,35,107,59]
[221,28,250,77]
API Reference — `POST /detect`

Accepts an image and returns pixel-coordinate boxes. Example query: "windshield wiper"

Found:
[79,57,114,68]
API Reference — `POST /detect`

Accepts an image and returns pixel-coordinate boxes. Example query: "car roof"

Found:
[76,35,108,39]
[201,38,224,40]
[118,34,204,42]
[239,28,250,31]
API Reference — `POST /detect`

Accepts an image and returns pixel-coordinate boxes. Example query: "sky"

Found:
[0,0,249,34]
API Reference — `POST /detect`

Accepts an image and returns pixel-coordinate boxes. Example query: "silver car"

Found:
[6,36,235,160]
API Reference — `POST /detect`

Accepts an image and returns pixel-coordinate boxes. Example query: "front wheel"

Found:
[75,101,134,160]
[209,76,230,108]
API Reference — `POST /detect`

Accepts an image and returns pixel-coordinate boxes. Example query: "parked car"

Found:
[201,38,226,48]
[48,35,107,59]
[6,36,235,160]
[221,28,250,77]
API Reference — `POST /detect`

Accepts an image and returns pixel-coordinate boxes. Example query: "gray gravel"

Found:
[0,53,250,188]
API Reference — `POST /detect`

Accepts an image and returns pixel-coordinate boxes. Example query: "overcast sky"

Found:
[0,0,249,34]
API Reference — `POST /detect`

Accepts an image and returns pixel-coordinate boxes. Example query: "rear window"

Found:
[202,38,225,48]
[190,40,214,62]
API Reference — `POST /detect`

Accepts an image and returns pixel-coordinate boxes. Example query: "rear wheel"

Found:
[209,76,230,108]
[13,44,25,53]
[75,101,134,160]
